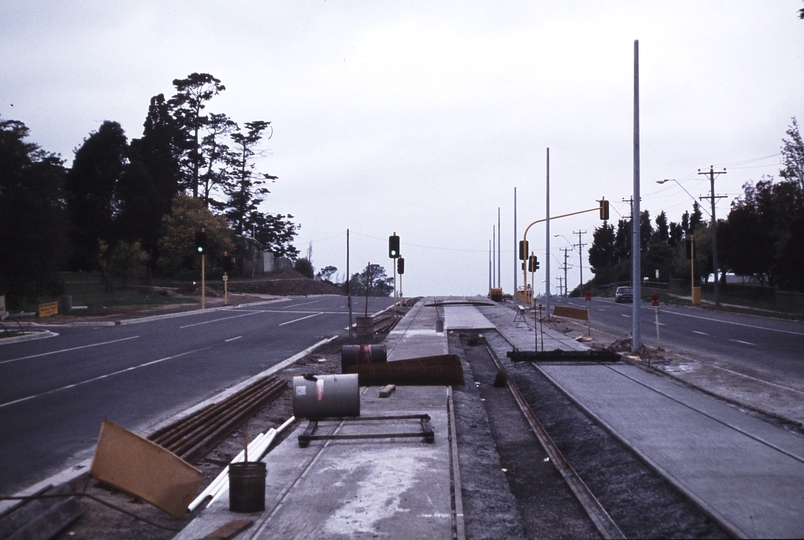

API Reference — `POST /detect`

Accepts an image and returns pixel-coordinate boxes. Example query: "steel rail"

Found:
[146,376,287,463]
[167,380,285,456]
[148,377,278,446]
[179,383,286,463]
[484,344,625,540]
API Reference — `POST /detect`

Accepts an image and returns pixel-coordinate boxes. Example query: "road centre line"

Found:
[729,339,756,346]
[225,336,243,342]
[0,346,210,410]
[279,313,323,326]
[0,336,140,366]
[663,309,804,337]
[692,330,709,336]
[283,300,322,308]
[179,311,262,329]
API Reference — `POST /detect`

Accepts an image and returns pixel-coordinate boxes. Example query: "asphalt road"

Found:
[0,295,393,496]
[557,296,804,387]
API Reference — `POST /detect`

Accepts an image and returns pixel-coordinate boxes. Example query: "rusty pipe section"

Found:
[147,376,287,463]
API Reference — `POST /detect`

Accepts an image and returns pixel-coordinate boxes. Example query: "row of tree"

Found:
[1,73,300,307]
[587,118,804,293]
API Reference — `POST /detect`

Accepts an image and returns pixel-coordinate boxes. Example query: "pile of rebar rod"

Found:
[147,376,287,464]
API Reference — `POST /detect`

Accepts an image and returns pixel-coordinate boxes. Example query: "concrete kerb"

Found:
[0,330,59,345]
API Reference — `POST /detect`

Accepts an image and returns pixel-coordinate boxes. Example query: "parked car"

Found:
[615,286,633,303]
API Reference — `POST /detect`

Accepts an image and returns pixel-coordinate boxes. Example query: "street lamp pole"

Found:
[656,179,712,217]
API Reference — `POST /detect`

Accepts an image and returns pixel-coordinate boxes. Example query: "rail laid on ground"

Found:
[484,344,625,540]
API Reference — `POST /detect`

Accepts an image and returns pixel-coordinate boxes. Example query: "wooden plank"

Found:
[90,419,203,518]
[553,305,588,321]
[204,519,254,539]
[37,301,58,318]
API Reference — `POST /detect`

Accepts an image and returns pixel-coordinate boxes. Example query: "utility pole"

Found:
[632,39,641,352]
[497,207,502,289]
[560,247,571,297]
[573,229,587,291]
[545,148,551,316]
[513,188,518,297]
[347,229,352,338]
[492,224,496,290]
[488,239,492,293]
[699,165,727,306]
[557,275,564,298]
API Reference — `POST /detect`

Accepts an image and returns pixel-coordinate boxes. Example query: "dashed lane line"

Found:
[0,336,140,366]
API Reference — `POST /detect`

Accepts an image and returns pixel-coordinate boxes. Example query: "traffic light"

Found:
[518,240,529,261]
[397,257,405,275]
[222,251,233,272]
[599,197,610,220]
[389,233,400,258]
[528,254,539,272]
[195,228,207,254]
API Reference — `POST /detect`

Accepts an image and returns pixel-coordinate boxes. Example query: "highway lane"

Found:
[0,295,392,495]
[556,296,804,385]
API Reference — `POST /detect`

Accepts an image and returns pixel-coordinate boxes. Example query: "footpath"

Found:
[178,296,804,539]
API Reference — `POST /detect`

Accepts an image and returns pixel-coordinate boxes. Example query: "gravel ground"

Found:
[450,331,599,539]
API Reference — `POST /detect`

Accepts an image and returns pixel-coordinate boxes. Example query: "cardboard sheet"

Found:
[90,419,203,518]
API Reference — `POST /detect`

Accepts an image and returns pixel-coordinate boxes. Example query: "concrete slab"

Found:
[384,298,448,360]
[538,363,804,539]
[176,298,454,540]
[477,302,588,352]
[443,305,494,331]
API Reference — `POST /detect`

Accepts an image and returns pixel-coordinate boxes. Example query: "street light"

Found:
[655,179,712,217]
[553,234,575,249]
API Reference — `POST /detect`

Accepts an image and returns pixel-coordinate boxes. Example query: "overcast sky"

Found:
[2,1,803,297]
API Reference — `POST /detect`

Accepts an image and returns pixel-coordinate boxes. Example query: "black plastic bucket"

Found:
[229,461,266,513]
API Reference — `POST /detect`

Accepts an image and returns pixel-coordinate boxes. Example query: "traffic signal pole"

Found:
[521,202,607,308]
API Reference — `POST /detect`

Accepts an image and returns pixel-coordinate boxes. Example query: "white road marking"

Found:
[225,336,243,342]
[0,346,210,409]
[692,330,709,336]
[279,313,323,326]
[707,363,804,396]
[621,314,631,318]
[179,311,261,329]
[0,335,140,366]
[729,339,756,346]
[663,309,804,337]
[284,300,322,308]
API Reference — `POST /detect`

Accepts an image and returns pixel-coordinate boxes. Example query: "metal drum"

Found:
[292,374,360,418]
[341,344,387,372]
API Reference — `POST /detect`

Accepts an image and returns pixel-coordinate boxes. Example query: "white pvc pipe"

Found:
[207,429,276,507]
[188,415,297,512]
[188,432,267,512]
